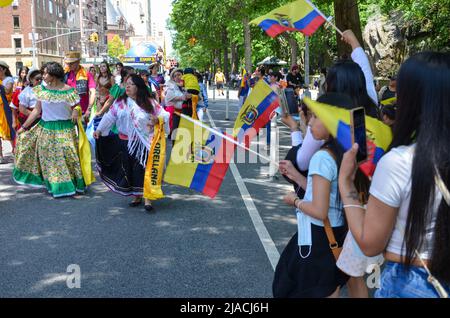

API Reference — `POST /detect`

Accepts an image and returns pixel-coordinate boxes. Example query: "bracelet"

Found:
[343,204,366,210]
[293,198,299,207]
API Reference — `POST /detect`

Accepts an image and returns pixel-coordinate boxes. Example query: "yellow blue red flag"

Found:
[233,80,280,145]
[303,97,393,177]
[250,0,326,37]
[239,69,249,97]
[164,114,235,198]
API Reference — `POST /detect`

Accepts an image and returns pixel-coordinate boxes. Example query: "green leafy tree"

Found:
[108,35,126,59]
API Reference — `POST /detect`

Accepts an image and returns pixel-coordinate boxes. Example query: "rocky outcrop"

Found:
[363,11,406,77]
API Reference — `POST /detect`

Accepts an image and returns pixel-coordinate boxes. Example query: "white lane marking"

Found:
[242,178,293,192]
[206,110,280,271]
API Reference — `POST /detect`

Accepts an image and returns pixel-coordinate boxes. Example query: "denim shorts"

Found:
[375,261,450,298]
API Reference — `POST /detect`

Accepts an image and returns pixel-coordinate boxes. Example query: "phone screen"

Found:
[352,108,368,163]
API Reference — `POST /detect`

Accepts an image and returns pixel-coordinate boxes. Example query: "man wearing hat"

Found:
[64,51,96,121]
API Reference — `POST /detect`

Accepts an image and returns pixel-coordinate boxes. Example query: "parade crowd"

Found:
[0,28,449,299]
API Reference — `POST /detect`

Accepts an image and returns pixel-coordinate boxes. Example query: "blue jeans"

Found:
[375,261,450,298]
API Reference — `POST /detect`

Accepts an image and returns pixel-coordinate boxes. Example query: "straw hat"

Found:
[0,60,10,69]
[64,51,81,63]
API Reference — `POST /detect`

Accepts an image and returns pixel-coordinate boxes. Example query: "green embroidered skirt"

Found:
[13,119,86,197]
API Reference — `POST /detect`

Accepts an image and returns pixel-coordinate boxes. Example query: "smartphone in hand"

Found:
[350,107,368,163]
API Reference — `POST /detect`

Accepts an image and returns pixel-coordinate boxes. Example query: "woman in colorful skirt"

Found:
[0,60,15,163]
[13,62,90,198]
[93,74,169,212]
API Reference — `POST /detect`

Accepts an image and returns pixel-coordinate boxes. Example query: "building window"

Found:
[14,38,22,49]
[13,16,20,29]
[49,0,53,14]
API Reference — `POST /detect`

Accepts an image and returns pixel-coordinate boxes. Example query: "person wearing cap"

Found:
[165,68,191,141]
[378,74,397,102]
[63,51,96,122]
[13,69,43,129]
[0,60,15,163]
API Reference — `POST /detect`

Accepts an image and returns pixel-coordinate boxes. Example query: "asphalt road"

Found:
[0,89,299,297]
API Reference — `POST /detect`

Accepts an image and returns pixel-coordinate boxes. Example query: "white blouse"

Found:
[33,85,80,121]
[18,85,38,109]
[97,97,170,138]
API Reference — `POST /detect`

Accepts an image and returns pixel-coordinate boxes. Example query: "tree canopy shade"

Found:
[168,0,450,77]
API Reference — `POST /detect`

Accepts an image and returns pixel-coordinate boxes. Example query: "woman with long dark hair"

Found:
[339,51,450,297]
[94,61,114,117]
[94,74,170,212]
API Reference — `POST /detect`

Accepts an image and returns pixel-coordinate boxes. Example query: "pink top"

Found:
[66,69,96,113]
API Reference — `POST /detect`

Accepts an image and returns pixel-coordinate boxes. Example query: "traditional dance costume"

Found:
[0,77,15,141]
[95,97,169,196]
[13,85,88,197]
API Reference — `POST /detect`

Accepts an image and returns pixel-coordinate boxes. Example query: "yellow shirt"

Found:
[215,72,225,83]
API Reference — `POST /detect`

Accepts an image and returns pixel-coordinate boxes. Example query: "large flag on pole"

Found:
[164,114,235,198]
[303,97,393,178]
[250,0,326,37]
[233,80,280,145]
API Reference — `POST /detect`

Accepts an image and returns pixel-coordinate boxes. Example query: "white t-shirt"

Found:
[369,144,441,259]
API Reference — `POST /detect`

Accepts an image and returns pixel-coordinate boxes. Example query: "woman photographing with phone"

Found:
[339,51,450,298]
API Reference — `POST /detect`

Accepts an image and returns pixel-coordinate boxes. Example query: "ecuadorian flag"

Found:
[250,0,326,37]
[239,69,250,97]
[303,97,393,178]
[233,80,280,146]
[164,114,235,198]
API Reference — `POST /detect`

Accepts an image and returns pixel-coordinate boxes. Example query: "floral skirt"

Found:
[13,119,86,197]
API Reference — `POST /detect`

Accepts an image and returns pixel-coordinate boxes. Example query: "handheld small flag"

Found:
[164,114,235,198]
[250,0,326,38]
[303,97,393,177]
[233,80,280,146]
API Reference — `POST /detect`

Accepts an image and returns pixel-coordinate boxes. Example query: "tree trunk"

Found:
[222,29,229,81]
[243,16,252,73]
[333,0,364,58]
[288,34,298,67]
[230,42,237,75]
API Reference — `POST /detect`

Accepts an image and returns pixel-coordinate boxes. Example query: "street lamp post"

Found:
[31,0,37,68]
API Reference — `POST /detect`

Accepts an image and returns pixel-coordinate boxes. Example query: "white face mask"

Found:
[297,211,312,258]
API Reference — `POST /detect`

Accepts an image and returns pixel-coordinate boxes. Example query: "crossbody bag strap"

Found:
[323,217,342,261]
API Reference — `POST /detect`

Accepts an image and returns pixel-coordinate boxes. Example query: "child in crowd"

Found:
[182,68,200,119]
[273,93,353,298]
[380,103,396,127]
